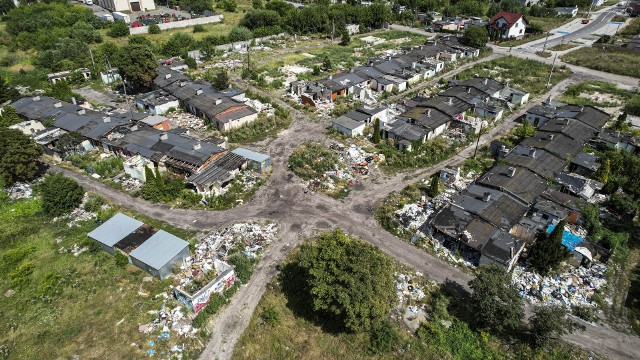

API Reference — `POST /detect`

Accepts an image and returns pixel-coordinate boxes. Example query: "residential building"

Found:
[332,116,366,137]
[488,11,528,39]
[136,90,180,115]
[231,148,271,173]
[570,152,601,176]
[595,129,639,152]
[94,0,156,11]
[187,152,247,195]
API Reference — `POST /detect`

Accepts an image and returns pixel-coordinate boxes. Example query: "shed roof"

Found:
[129,230,189,270]
[333,115,365,130]
[231,147,270,162]
[87,212,144,247]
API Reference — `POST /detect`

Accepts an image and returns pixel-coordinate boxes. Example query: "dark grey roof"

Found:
[333,72,367,85]
[538,118,597,142]
[478,193,528,230]
[154,67,189,89]
[533,199,569,219]
[571,152,600,171]
[481,229,524,265]
[344,110,371,122]
[598,128,640,146]
[402,106,451,131]
[419,95,471,117]
[165,80,216,102]
[334,115,365,130]
[187,152,246,186]
[539,188,588,211]
[504,145,567,179]
[357,106,386,116]
[555,172,604,194]
[388,121,426,142]
[476,165,547,205]
[136,90,178,107]
[521,132,582,160]
[559,105,610,130]
[211,101,257,124]
[454,77,505,96]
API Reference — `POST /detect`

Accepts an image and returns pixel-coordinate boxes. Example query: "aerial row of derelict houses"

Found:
[10,63,270,196]
[428,101,626,270]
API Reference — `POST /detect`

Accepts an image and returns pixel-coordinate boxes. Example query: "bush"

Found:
[193,24,206,33]
[9,261,34,288]
[114,251,129,268]
[370,320,399,353]
[83,195,105,213]
[288,143,339,180]
[261,306,280,325]
[227,254,255,283]
[108,20,130,38]
[148,23,161,34]
[41,173,85,217]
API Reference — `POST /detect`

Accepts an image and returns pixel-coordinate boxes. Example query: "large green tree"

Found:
[469,263,524,333]
[113,44,158,90]
[107,20,130,38]
[0,106,22,127]
[212,70,229,90]
[297,229,395,332]
[0,77,20,103]
[463,26,488,49]
[41,173,85,217]
[529,306,582,348]
[0,128,43,186]
[528,220,570,275]
[162,32,196,57]
[371,118,381,144]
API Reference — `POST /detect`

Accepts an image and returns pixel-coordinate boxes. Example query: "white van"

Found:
[85,0,93,5]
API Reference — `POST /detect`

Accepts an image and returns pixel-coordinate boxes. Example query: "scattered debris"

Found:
[394,272,427,303]
[4,289,14,298]
[512,264,608,308]
[6,182,32,199]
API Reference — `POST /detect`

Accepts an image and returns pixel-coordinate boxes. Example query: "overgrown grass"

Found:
[528,16,575,32]
[621,17,640,36]
[556,80,640,115]
[562,46,640,79]
[454,56,573,96]
[536,50,552,58]
[225,109,292,144]
[548,43,577,51]
[377,137,464,171]
[0,195,200,359]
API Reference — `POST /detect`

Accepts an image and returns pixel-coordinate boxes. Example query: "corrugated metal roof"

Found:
[87,212,143,247]
[129,230,189,270]
[231,148,270,162]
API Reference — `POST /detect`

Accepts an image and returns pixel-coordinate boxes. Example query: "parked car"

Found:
[582,18,590,24]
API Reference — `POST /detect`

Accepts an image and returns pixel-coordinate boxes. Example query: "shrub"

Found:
[370,320,399,353]
[148,23,161,34]
[193,24,206,33]
[41,173,85,217]
[261,306,280,325]
[9,261,34,288]
[114,251,129,268]
[83,196,105,213]
[108,20,130,38]
[227,253,255,283]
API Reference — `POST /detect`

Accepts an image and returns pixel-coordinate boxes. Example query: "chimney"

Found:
[508,167,516,177]
[412,62,417,69]
[427,108,432,117]
[215,98,222,105]
[77,109,85,115]
[447,97,453,105]
[500,144,506,151]
[482,191,491,202]
[548,134,554,140]
[102,116,111,123]
[579,106,584,112]
[71,97,77,105]
[54,102,62,108]
[160,132,168,141]
[328,75,333,80]
[130,125,138,132]
[32,96,41,102]
[196,89,203,95]
[180,81,186,87]
[193,142,201,150]
[529,148,537,157]
[350,68,354,73]
[165,74,172,79]
[510,246,514,258]
[467,87,471,94]
[483,78,488,85]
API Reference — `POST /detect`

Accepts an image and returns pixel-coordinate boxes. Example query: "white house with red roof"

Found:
[488,11,528,40]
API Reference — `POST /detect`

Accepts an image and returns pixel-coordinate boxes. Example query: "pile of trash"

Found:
[169,111,206,130]
[138,301,194,358]
[429,236,475,268]
[121,177,143,191]
[65,194,99,227]
[175,222,277,289]
[512,264,608,307]
[395,272,427,303]
[6,182,32,199]
[395,202,433,231]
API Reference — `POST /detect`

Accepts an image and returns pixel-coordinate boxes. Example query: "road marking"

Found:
[608,21,624,25]
[556,31,571,35]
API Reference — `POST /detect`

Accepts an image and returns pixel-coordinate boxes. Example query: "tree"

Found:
[41,173,85,217]
[0,128,43,187]
[252,0,263,9]
[463,26,488,49]
[296,229,395,332]
[312,65,321,75]
[371,118,381,144]
[0,0,15,15]
[228,26,253,43]
[148,23,161,34]
[469,263,524,333]
[213,70,229,90]
[0,77,20,104]
[528,220,570,275]
[220,0,237,12]
[530,306,582,348]
[606,193,639,217]
[184,56,197,69]
[340,28,351,46]
[321,55,332,71]
[595,158,610,184]
[0,106,22,127]
[154,167,164,189]
[428,173,440,197]
[162,32,196,57]
[113,44,158,90]
[144,165,155,183]
[108,20,130,38]
[45,81,76,102]
[513,121,535,141]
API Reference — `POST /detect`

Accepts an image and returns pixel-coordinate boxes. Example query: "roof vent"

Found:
[447,97,453,105]
[77,109,85,115]
[130,125,138,132]
[579,106,584,112]
[102,116,111,123]
[193,142,201,150]
[508,167,516,178]
[483,78,488,85]
[180,81,186,87]
[32,96,41,102]
[529,148,537,157]
[467,87,471,94]
[427,108,432,117]
[482,191,491,202]
[215,98,222,105]
[328,75,333,80]
[548,134,555,140]
[54,102,62,108]
[165,74,171,79]
[196,89,203,96]
[160,132,168,141]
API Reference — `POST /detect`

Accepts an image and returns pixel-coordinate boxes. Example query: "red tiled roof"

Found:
[488,11,526,29]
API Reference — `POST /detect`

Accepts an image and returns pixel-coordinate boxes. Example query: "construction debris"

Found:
[169,111,206,130]
[6,182,32,199]
[395,203,433,231]
[394,272,427,303]
[512,263,608,308]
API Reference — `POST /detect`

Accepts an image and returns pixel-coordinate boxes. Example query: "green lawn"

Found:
[0,195,203,359]
[561,46,640,79]
[528,16,575,32]
[454,56,573,96]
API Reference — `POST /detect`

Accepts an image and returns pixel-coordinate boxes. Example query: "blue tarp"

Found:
[547,225,584,251]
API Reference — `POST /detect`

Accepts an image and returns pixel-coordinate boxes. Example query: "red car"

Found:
[582,19,590,24]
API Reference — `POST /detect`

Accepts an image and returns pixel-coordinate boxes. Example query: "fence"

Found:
[129,14,224,35]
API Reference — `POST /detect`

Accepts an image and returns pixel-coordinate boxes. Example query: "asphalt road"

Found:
[528,9,618,50]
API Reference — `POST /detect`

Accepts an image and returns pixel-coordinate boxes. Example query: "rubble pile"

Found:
[430,237,475,267]
[512,264,608,307]
[169,112,206,130]
[395,203,433,231]
[395,272,427,303]
[66,194,100,227]
[6,182,32,199]
[121,177,143,191]
[175,223,277,288]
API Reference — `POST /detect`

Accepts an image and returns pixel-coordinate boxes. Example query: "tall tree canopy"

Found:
[113,44,158,91]
[41,173,85,217]
[296,229,395,332]
[470,263,524,333]
[0,128,43,187]
[528,220,570,275]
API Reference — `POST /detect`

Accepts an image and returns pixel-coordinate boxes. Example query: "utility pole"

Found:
[473,122,483,158]
[89,48,96,75]
[546,53,557,89]
[542,32,551,52]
